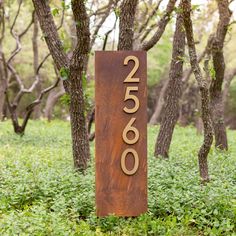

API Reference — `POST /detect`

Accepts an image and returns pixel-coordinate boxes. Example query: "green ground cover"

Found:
[0,120,235,235]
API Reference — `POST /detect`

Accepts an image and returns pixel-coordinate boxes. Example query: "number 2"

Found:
[124,56,140,83]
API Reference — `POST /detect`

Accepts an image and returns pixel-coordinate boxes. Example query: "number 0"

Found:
[121,148,139,175]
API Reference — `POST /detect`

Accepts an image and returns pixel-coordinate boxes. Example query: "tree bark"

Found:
[117,0,138,50]
[70,0,91,170]
[32,12,41,119]
[209,0,231,151]
[0,4,7,121]
[183,0,213,183]
[0,47,7,121]
[154,3,185,158]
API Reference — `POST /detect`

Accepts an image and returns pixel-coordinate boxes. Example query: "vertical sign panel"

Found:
[95,51,147,217]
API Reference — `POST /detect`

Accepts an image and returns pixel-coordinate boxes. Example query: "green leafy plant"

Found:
[0,122,235,235]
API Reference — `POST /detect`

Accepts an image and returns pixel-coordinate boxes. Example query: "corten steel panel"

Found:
[95,51,147,217]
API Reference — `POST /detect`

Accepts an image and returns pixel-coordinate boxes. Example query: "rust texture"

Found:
[95,51,147,217]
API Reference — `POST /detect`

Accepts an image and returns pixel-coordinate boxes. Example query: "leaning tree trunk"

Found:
[44,83,65,121]
[183,0,213,183]
[149,78,169,125]
[209,0,231,151]
[154,4,185,158]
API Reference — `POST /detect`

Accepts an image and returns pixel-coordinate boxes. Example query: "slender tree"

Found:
[154,1,185,158]
[149,35,213,125]
[210,0,232,150]
[183,0,213,183]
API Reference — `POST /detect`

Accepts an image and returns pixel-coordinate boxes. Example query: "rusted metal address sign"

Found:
[95,51,147,217]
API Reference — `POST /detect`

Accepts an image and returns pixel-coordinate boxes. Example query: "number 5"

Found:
[123,86,139,114]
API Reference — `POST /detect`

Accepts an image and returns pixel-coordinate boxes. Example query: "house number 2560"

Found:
[121,56,140,176]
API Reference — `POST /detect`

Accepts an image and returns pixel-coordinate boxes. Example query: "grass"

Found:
[0,120,235,235]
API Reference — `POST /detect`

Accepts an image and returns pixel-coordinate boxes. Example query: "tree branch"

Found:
[138,0,163,34]
[32,0,70,93]
[141,0,177,51]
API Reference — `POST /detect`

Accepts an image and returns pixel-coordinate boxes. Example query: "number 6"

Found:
[122,117,139,144]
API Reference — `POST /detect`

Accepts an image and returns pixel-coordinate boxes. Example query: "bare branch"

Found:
[90,0,116,48]
[182,34,214,83]
[19,11,34,38]
[10,0,23,34]
[32,0,70,93]
[102,15,118,50]
[140,22,156,42]
[20,67,61,132]
[138,0,163,34]
[141,0,177,51]
[25,72,60,112]
[36,53,51,75]
[57,2,65,31]
[8,6,34,64]
[89,0,118,17]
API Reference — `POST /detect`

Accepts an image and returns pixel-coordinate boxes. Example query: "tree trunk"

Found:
[33,0,90,171]
[44,83,65,121]
[183,0,213,183]
[209,0,231,151]
[149,78,169,125]
[178,85,199,126]
[33,83,42,119]
[222,68,236,110]
[0,5,7,121]
[154,4,185,158]
[0,50,7,120]
[32,13,42,120]
[117,0,138,50]
[70,0,91,170]
[198,88,213,183]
